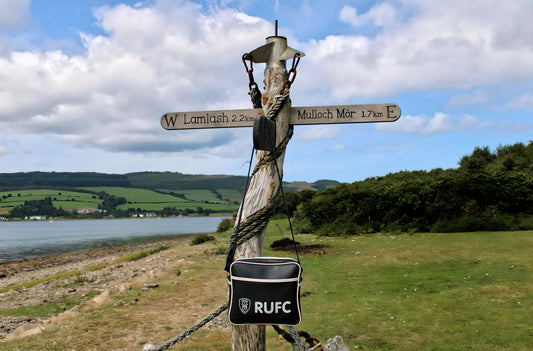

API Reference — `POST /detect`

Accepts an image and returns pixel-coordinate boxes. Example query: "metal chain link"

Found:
[281,52,301,94]
[242,53,263,108]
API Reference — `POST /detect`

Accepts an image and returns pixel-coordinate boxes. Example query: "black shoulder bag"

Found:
[225,119,302,325]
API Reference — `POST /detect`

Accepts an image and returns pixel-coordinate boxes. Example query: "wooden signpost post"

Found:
[160,28,400,351]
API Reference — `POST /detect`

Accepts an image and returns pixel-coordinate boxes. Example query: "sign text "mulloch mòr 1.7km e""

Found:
[161,103,401,130]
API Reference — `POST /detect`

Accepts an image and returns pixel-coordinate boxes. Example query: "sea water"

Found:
[0,217,224,262]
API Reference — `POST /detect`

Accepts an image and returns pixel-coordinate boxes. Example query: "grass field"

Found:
[0,189,102,214]
[216,189,242,204]
[0,187,240,215]
[285,230,531,350]
[83,187,239,212]
[1,223,531,350]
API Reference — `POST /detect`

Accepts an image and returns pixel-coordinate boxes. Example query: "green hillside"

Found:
[0,172,337,218]
[125,171,248,190]
[0,189,102,216]
[284,179,341,192]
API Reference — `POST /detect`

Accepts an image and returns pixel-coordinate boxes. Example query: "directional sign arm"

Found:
[161,103,401,130]
[289,103,401,125]
[161,108,260,130]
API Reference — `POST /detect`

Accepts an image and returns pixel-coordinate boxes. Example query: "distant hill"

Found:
[0,171,338,193]
[125,171,249,191]
[284,179,341,192]
[0,172,129,189]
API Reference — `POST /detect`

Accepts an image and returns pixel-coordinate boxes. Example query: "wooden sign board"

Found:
[161,103,401,130]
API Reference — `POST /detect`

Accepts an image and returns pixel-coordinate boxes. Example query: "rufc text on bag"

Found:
[228,257,302,325]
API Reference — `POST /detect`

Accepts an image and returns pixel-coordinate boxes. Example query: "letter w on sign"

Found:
[161,103,401,130]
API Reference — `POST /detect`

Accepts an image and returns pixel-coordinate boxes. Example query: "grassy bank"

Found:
[1,223,531,350]
[288,230,531,350]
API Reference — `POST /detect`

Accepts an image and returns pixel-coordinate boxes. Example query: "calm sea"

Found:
[0,217,225,262]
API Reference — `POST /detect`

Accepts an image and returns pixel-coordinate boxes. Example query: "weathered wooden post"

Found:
[229,32,304,351]
[160,24,401,351]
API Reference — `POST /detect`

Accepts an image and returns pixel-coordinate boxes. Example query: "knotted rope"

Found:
[224,88,292,271]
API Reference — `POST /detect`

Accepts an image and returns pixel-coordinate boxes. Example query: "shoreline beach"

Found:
[0,234,215,340]
[0,235,194,278]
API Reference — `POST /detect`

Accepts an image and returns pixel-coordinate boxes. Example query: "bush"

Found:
[190,233,215,245]
[294,217,313,234]
[430,215,517,233]
[216,218,233,232]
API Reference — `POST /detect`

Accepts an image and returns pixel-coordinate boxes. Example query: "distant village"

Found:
[1,210,159,221]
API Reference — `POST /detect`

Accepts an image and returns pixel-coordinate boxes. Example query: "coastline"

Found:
[0,234,223,341]
[0,235,194,278]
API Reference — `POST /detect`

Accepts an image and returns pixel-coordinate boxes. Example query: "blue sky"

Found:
[0,0,532,183]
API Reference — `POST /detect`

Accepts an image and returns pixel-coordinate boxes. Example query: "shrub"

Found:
[190,233,215,245]
[430,215,515,233]
[216,218,233,232]
[294,217,313,234]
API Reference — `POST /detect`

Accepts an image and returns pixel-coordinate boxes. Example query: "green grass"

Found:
[178,189,221,202]
[0,189,102,210]
[217,189,242,203]
[0,293,99,319]
[81,187,239,212]
[82,187,189,204]
[114,245,171,263]
[0,187,240,214]
[1,224,530,350]
[259,228,533,351]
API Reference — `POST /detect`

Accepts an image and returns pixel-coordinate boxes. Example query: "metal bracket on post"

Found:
[253,116,276,152]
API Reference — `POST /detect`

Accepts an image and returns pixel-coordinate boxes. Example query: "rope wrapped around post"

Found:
[225,89,291,269]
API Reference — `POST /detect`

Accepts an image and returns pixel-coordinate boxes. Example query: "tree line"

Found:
[0,171,248,192]
[8,197,70,219]
[278,141,533,235]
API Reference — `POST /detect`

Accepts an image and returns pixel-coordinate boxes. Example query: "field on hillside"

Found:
[0,187,240,215]
[2,224,531,350]
[0,189,102,215]
[83,187,239,212]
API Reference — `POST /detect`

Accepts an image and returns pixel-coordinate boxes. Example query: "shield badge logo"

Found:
[239,298,251,314]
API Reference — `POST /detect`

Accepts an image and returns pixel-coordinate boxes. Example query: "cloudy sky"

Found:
[0,0,531,182]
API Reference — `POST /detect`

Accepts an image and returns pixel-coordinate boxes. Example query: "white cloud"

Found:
[298,125,340,141]
[506,93,533,110]
[339,3,398,27]
[299,0,533,100]
[325,144,346,152]
[0,0,30,28]
[446,90,493,108]
[376,112,485,135]
[0,1,271,155]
